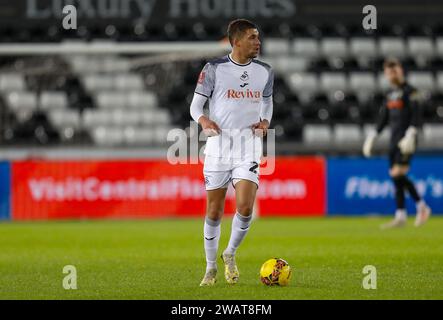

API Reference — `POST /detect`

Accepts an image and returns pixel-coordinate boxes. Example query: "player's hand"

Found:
[398,127,417,154]
[251,120,270,137]
[363,132,377,158]
[199,116,221,137]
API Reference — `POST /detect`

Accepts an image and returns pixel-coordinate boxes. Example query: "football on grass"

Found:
[260,258,292,286]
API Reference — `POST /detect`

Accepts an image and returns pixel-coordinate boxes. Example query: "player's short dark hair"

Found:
[227,19,258,46]
[384,57,402,69]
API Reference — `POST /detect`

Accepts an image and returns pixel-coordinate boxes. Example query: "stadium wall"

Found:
[2,0,442,26]
[0,156,442,220]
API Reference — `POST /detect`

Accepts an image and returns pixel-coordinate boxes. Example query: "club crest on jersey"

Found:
[198,71,205,84]
[240,71,249,81]
[226,89,261,99]
[387,90,405,109]
[389,90,403,100]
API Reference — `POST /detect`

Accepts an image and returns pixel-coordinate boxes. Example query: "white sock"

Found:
[204,217,221,271]
[225,212,252,256]
[395,209,407,220]
[416,200,426,210]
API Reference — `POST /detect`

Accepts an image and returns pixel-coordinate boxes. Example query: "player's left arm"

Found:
[398,89,421,154]
[409,89,422,129]
[252,68,274,137]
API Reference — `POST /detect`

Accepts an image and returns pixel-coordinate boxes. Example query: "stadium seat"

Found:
[349,72,377,93]
[287,73,319,95]
[423,124,443,148]
[333,124,362,144]
[139,110,157,125]
[320,72,348,93]
[67,55,100,74]
[436,38,443,56]
[83,74,144,92]
[263,38,290,56]
[0,73,26,92]
[378,37,406,58]
[101,57,131,73]
[91,126,124,146]
[349,38,377,58]
[407,72,435,93]
[320,38,348,58]
[154,110,172,124]
[48,109,81,129]
[407,37,435,59]
[112,109,141,126]
[140,109,171,125]
[303,124,332,144]
[39,91,68,110]
[114,74,144,91]
[264,57,309,74]
[128,92,158,109]
[292,38,320,58]
[70,56,131,74]
[95,92,127,109]
[83,75,115,92]
[83,109,113,128]
[5,92,37,112]
[123,127,155,145]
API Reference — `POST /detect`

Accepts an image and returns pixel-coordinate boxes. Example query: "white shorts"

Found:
[203,156,260,191]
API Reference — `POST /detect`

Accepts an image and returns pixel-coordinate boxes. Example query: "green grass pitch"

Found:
[0,217,442,300]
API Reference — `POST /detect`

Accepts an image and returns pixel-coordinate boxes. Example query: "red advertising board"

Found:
[258,157,325,216]
[11,157,325,220]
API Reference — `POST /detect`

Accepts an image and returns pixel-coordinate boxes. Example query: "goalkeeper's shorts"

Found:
[389,146,413,168]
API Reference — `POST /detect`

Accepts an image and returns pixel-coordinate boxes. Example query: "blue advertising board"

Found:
[0,161,11,220]
[327,156,443,215]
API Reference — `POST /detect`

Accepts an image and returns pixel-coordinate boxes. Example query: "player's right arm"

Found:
[190,63,221,136]
[375,102,389,135]
[363,102,388,157]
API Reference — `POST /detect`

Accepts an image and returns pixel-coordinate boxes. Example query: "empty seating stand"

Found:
[1,22,443,152]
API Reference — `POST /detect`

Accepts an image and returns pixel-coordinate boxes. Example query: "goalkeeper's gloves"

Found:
[398,127,417,154]
[363,131,377,158]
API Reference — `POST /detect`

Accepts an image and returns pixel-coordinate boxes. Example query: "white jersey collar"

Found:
[228,54,252,66]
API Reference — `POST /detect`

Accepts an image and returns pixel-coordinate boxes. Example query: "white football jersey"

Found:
[195,54,274,160]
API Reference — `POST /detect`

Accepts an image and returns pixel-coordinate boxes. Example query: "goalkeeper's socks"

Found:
[392,176,406,209]
[204,216,221,271]
[416,200,427,211]
[225,212,252,255]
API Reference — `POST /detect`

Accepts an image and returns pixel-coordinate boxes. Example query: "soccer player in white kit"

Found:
[189,19,274,286]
